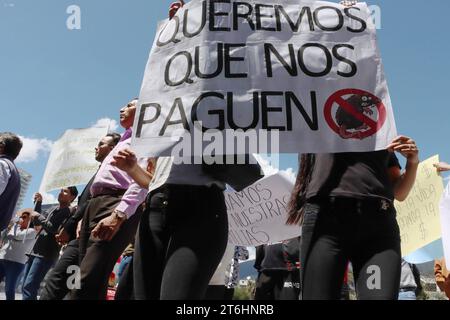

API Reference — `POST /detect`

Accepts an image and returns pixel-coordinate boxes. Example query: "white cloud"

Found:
[16,136,53,164]
[282,167,297,184]
[92,118,118,132]
[253,154,279,176]
[253,154,296,184]
[247,247,256,261]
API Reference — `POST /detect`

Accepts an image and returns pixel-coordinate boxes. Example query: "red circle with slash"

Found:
[324,89,387,140]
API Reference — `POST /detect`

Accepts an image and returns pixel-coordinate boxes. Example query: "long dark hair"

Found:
[286,154,315,226]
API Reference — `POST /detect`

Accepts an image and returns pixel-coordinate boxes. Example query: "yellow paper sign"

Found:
[395,155,444,257]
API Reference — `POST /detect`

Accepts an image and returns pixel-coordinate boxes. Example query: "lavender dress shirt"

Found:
[90,128,148,218]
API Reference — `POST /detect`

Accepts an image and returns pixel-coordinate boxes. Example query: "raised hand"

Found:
[434,162,450,173]
[111,149,138,173]
[169,0,185,19]
[340,0,358,7]
[33,192,43,203]
[387,135,419,164]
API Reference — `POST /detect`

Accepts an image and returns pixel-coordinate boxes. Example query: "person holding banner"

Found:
[111,2,262,300]
[110,151,230,300]
[288,135,420,300]
[70,99,149,300]
[22,186,78,300]
[39,133,121,300]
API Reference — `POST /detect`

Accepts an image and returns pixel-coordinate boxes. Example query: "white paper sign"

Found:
[225,172,301,246]
[39,127,108,192]
[132,0,397,157]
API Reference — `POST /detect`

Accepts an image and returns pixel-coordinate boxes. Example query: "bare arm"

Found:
[434,162,450,173]
[111,149,155,188]
[387,136,419,202]
[123,162,154,189]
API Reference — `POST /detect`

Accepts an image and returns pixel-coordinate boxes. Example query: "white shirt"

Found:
[400,260,418,290]
[0,159,12,196]
[148,157,225,193]
[0,224,37,264]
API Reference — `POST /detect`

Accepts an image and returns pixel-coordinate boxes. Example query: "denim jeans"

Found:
[398,290,417,300]
[117,255,132,280]
[0,260,25,300]
[22,256,54,300]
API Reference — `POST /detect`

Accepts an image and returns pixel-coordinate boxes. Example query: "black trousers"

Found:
[39,239,79,300]
[204,286,235,300]
[254,270,300,300]
[71,195,142,300]
[300,198,401,300]
[133,185,228,300]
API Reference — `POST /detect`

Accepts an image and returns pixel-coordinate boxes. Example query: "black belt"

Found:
[154,183,223,194]
[147,184,223,208]
[92,188,126,198]
[326,196,393,212]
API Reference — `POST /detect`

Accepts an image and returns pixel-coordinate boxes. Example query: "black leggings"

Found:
[133,185,228,300]
[300,198,401,300]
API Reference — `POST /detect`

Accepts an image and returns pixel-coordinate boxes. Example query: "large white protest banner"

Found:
[440,181,450,266]
[39,127,108,192]
[132,0,397,158]
[225,172,301,246]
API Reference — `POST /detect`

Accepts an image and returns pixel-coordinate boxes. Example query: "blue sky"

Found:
[1,0,450,208]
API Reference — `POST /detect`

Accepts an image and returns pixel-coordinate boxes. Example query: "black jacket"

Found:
[29,204,73,262]
[62,174,96,240]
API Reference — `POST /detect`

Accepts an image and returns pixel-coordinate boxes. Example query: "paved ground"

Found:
[0,291,22,300]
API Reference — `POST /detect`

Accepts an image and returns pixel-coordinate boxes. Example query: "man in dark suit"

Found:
[39,133,121,300]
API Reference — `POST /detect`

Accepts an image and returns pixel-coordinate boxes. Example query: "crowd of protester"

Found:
[1,0,450,301]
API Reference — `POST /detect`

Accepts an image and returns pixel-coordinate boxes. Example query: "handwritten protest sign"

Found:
[132,0,397,158]
[396,155,444,257]
[39,127,108,192]
[225,172,301,246]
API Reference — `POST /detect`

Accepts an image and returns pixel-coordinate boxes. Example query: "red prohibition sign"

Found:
[324,89,387,140]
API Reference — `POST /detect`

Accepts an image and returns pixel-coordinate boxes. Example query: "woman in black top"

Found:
[288,135,419,300]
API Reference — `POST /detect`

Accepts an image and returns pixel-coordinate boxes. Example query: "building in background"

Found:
[15,168,32,212]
